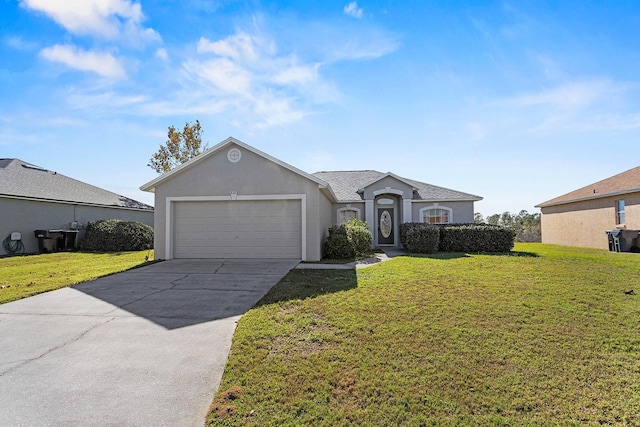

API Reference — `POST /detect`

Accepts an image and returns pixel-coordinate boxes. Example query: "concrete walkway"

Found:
[295,248,405,270]
[0,258,298,427]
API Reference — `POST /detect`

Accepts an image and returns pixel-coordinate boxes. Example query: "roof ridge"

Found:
[312,170,382,173]
[1,158,152,210]
[537,165,640,207]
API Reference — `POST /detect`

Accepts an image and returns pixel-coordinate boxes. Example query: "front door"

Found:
[377,208,394,245]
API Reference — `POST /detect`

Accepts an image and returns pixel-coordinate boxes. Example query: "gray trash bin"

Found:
[606,229,639,252]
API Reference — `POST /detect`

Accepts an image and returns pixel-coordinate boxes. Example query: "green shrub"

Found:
[344,219,372,256]
[438,224,515,253]
[324,227,353,259]
[324,220,372,259]
[81,219,154,252]
[399,223,439,253]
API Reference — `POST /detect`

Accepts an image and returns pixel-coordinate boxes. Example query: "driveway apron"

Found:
[0,258,298,427]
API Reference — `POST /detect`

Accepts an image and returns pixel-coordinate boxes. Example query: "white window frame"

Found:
[337,206,361,225]
[616,199,626,225]
[419,205,453,224]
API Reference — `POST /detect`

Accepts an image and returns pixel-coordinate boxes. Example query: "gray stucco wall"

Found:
[151,143,326,261]
[411,201,475,224]
[318,192,335,257]
[0,197,154,256]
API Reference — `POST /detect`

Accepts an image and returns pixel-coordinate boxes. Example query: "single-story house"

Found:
[1,158,154,256]
[141,137,482,261]
[535,165,640,250]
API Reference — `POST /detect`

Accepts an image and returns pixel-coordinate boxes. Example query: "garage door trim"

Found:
[165,194,307,260]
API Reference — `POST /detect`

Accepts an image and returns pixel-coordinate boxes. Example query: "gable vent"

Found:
[21,164,49,172]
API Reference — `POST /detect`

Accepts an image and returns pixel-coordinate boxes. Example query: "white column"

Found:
[365,199,375,247]
[403,199,412,223]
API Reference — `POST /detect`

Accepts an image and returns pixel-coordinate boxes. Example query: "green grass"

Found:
[208,243,640,426]
[0,250,155,304]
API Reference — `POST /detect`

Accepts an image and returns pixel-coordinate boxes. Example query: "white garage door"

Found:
[173,200,302,259]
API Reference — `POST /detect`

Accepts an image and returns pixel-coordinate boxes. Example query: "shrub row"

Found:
[400,223,515,253]
[324,219,372,259]
[81,219,154,252]
[399,222,440,253]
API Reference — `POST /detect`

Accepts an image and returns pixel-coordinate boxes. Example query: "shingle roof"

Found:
[0,158,153,210]
[312,170,483,202]
[536,165,640,208]
[312,170,382,201]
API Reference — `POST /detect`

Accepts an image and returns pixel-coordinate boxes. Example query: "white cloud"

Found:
[344,2,363,19]
[179,22,396,129]
[271,63,319,86]
[20,0,159,44]
[155,48,169,62]
[507,80,615,110]
[495,79,640,134]
[328,39,397,62]
[197,33,260,62]
[252,95,307,129]
[39,44,126,79]
[184,57,253,95]
[4,35,38,51]
[185,32,314,128]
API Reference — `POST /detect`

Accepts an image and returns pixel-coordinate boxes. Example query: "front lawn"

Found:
[0,250,154,304]
[208,243,640,426]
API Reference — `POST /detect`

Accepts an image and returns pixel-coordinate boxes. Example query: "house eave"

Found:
[0,193,154,211]
[536,188,640,208]
[412,197,483,203]
[356,172,418,193]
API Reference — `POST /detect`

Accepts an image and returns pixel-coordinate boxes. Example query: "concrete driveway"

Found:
[0,258,298,427]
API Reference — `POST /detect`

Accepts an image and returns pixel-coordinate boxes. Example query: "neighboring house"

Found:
[1,158,154,256]
[141,137,482,261]
[536,166,640,250]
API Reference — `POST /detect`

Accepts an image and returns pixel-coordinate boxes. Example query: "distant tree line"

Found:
[474,210,541,242]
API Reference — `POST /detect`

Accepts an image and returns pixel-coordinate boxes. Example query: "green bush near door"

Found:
[324,220,372,259]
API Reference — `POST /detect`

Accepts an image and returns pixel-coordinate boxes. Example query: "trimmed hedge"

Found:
[399,223,515,253]
[324,220,372,259]
[438,224,515,253]
[81,219,154,252]
[399,223,439,253]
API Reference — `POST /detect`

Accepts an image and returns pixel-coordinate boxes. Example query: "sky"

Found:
[2,0,640,217]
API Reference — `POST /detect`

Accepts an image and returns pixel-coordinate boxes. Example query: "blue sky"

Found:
[2,1,639,216]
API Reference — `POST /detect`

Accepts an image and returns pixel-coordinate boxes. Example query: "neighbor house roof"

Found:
[0,158,153,210]
[312,170,483,203]
[536,165,640,208]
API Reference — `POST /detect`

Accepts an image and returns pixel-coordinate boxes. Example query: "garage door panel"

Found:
[173,200,302,259]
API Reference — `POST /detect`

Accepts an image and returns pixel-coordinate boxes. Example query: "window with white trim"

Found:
[337,207,360,225]
[420,206,452,224]
[616,199,625,225]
